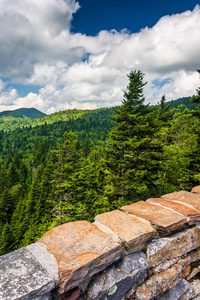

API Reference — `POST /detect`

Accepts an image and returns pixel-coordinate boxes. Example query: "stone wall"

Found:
[2,187,200,299]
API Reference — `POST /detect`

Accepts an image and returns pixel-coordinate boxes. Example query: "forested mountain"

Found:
[0,107,46,119]
[0,107,116,132]
[0,96,196,132]
[1,70,200,256]
[165,96,198,111]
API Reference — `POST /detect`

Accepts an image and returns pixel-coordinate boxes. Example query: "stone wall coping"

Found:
[1,186,200,299]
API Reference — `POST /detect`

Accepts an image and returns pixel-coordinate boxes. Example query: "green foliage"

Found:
[104,70,163,207]
[0,223,14,255]
[0,108,46,119]
[166,96,198,111]
[191,70,200,104]
[1,69,200,255]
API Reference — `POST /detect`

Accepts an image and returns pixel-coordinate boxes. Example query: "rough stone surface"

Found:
[162,191,200,211]
[147,198,200,225]
[0,247,56,300]
[85,252,148,300]
[135,262,186,300]
[52,288,81,300]
[26,243,59,282]
[192,186,200,194]
[121,288,136,300]
[38,221,123,294]
[154,279,190,300]
[62,288,81,300]
[147,227,200,268]
[94,210,156,252]
[148,257,179,276]
[189,247,200,263]
[183,265,191,278]
[189,279,200,299]
[121,201,187,233]
[187,266,200,281]
[34,294,52,300]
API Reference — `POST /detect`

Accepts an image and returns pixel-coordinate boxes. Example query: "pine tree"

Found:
[52,131,80,223]
[0,223,14,255]
[191,69,200,104]
[104,70,163,207]
[187,69,200,184]
[158,95,174,123]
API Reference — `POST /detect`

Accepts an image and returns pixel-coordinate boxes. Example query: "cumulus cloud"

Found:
[0,0,200,113]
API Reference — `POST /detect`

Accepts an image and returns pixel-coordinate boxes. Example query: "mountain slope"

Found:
[0,108,46,119]
[16,108,46,118]
[0,110,25,118]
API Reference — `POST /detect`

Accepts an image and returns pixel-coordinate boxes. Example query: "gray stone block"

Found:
[26,243,59,282]
[0,247,56,300]
[85,252,147,300]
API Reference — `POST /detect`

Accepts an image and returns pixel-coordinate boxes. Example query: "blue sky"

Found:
[72,0,199,35]
[0,0,200,114]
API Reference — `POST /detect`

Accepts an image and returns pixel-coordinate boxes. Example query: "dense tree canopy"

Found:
[104,70,163,207]
[1,69,200,255]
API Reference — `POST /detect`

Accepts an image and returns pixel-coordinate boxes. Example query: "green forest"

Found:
[1,69,200,255]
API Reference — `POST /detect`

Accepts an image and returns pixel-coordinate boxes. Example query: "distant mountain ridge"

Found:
[0,108,46,118]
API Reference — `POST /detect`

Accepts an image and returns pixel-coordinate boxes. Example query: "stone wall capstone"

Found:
[2,187,200,299]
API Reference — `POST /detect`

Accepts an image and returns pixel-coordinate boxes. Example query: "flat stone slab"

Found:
[192,186,200,194]
[121,201,187,234]
[147,198,200,225]
[0,247,56,300]
[146,227,200,268]
[94,210,156,252]
[162,191,200,210]
[38,221,123,294]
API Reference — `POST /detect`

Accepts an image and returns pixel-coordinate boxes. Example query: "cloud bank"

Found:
[0,0,200,113]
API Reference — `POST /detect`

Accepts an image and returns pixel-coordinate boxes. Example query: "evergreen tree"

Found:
[158,95,174,123]
[104,70,163,207]
[187,69,200,184]
[191,69,200,104]
[52,131,80,223]
[158,107,196,192]
[0,223,14,255]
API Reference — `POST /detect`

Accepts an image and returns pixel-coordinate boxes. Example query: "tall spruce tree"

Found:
[187,69,200,184]
[191,69,200,104]
[158,95,174,123]
[52,131,80,224]
[104,70,163,207]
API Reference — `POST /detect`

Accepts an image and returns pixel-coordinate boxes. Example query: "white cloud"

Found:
[0,79,6,92]
[0,88,18,105]
[0,1,200,113]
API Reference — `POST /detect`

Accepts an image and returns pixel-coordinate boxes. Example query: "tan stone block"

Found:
[121,201,187,234]
[192,186,200,194]
[147,198,200,225]
[135,264,184,300]
[148,257,179,276]
[147,227,200,268]
[94,210,156,252]
[162,191,200,210]
[187,266,200,281]
[183,265,191,278]
[38,221,123,294]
